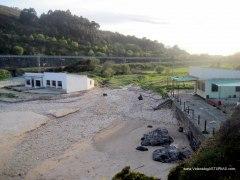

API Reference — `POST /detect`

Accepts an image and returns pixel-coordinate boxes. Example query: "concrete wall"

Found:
[24,73,44,88]
[43,72,67,90]
[173,102,205,150]
[66,75,94,93]
[190,67,240,80]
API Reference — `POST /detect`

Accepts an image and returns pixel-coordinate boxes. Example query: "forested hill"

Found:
[0,5,190,60]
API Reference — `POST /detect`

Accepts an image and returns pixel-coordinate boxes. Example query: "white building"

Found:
[189,67,240,99]
[24,72,94,93]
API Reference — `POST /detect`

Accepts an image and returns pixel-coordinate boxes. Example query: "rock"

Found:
[138,94,143,100]
[147,125,153,128]
[152,146,180,163]
[103,93,107,96]
[136,146,148,151]
[152,146,192,163]
[178,127,183,132]
[141,128,173,146]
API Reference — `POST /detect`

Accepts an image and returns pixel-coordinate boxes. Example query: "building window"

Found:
[57,81,62,88]
[35,80,41,87]
[90,80,92,85]
[212,84,218,92]
[46,80,50,86]
[236,86,240,92]
[52,80,56,87]
[26,79,31,85]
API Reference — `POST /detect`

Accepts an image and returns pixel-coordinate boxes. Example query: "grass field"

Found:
[91,67,193,96]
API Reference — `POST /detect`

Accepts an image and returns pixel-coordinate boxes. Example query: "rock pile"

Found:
[152,146,192,163]
[137,127,192,163]
[141,128,173,146]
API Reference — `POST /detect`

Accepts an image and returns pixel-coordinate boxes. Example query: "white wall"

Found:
[43,72,67,90]
[66,75,94,93]
[24,73,44,88]
[189,67,240,80]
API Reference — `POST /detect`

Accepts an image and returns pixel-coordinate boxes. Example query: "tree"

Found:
[126,50,134,56]
[13,45,24,55]
[19,8,38,24]
[88,49,95,56]
[35,34,45,41]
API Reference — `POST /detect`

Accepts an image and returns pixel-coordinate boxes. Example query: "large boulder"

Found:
[152,146,192,163]
[141,128,173,146]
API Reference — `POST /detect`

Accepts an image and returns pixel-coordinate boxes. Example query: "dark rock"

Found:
[178,127,183,132]
[103,93,107,96]
[152,146,180,163]
[152,146,192,163]
[141,128,173,146]
[147,125,153,128]
[136,146,148,151]
[138,94,143,100]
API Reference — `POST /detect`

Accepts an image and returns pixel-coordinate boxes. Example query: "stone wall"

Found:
[173,102,205,151]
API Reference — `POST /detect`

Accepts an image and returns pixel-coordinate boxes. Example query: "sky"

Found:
[1,0,240,55]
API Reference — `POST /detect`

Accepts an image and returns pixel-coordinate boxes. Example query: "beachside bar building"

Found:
[24,72,94,93]
[172,67,240,99]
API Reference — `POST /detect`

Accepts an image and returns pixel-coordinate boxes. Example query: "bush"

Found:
[102,67,115,78]
[112,166,157,180]
[113,64,131,75]
[13,45,24,55]
[63,58,100,72]
[0,69,11,80]
[155,66,164,74]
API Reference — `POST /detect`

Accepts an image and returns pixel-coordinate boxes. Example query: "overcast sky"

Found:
[1,0,240,55]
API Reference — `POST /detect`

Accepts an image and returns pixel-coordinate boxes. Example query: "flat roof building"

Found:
[189,67,240,99]
[24,72,94,93]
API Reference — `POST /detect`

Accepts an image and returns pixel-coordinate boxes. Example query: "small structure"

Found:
[24,72,94,93]
[172,67,240,99]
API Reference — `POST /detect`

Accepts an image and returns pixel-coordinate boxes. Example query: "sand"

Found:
[0,86,190,180]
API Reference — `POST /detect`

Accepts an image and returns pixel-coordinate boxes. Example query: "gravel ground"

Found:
[0,86,184,179]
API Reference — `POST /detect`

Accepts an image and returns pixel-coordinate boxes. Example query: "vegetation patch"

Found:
[0,92,17,98]
[112,166,158,180]
[0,69,11,80]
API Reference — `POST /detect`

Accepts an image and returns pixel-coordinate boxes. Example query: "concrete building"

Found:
[24,72,94,93]
[189,67,240,99]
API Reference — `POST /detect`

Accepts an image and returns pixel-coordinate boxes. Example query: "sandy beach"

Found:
[0,86,190,180]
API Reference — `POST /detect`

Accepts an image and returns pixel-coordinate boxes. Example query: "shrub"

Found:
[63,58,100,72]
[113,64,131,75]
[112,166,157,180]
[13,45,24,55]
[0,69,11,80]
[121,64,131,75]
[155,66,164,74]
[88,49,95,56]
[102,67,115,78]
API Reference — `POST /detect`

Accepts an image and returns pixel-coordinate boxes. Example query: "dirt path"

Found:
[0,87,190,180]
